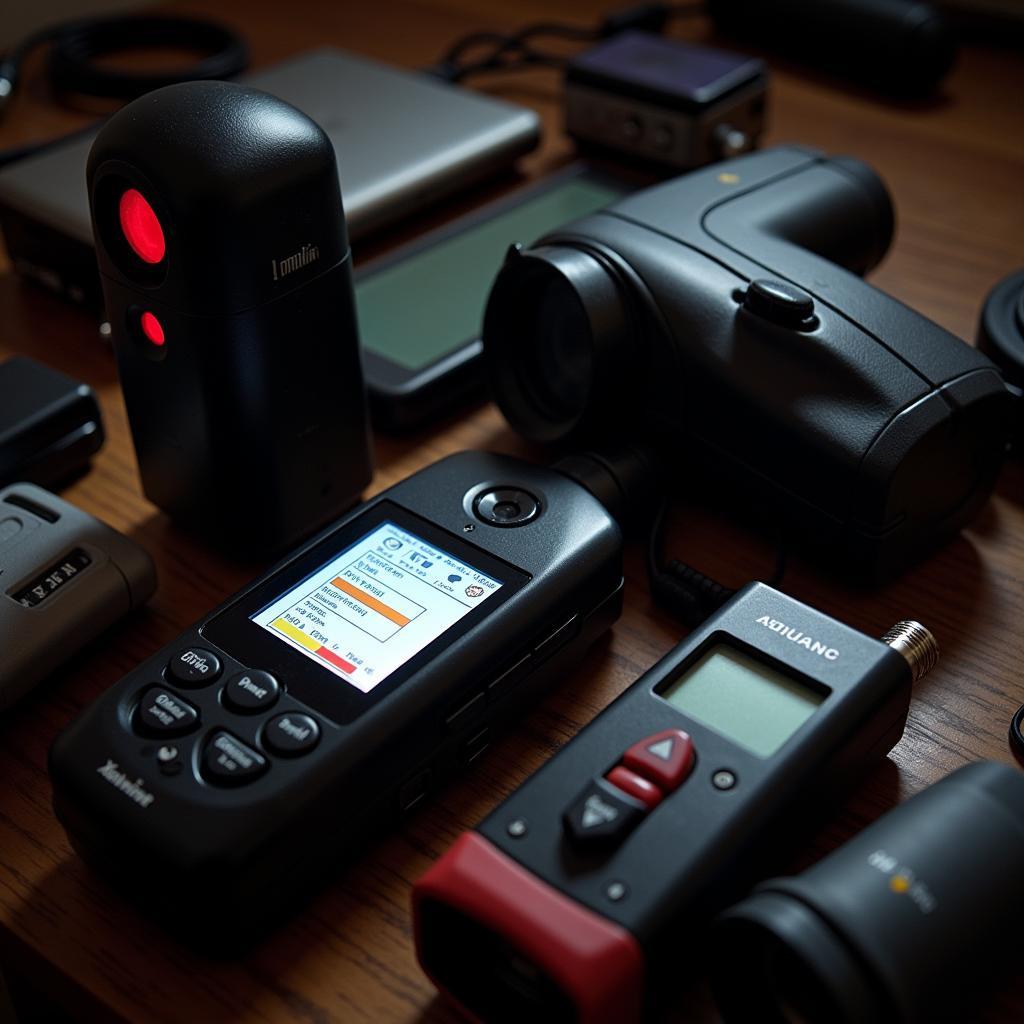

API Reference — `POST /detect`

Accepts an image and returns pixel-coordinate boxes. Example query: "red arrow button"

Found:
[622,729,695,793]
[606,766,663,809]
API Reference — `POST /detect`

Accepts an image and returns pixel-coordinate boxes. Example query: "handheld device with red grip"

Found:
[413,583,936,1022]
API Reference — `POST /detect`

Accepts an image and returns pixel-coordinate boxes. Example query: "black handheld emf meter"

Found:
[413,584,936,1024]
[49,452,623,938]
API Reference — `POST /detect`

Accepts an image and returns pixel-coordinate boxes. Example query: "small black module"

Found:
[565,30,768,169]
[0,355,104,489]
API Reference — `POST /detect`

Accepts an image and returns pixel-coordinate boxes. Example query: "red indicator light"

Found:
[140,311,165,347]
[119,188,165,264]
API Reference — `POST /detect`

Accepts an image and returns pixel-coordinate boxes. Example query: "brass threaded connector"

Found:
[881,620,939,683]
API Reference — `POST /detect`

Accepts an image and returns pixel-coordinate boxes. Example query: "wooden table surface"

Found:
[1,1,1022,1021]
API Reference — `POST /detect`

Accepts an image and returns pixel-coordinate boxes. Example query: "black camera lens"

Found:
[473,487,540,527]
[522,276,593,425]
[711,761,1024,1024]
[483,245,631,444]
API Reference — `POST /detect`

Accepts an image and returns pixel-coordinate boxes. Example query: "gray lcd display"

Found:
[660,645,826,757]
[354,178,626,371]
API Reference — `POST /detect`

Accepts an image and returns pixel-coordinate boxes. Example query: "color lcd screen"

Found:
[251,521,503,693]
[355,177,627,371]
[660,645,825,757]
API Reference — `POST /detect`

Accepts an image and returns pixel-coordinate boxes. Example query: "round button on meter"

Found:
[263,713,320,756]
[473,487,541,527]
[166,647,222,686]
[223,670,280,713]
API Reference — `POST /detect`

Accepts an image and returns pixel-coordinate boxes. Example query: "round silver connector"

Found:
[881,620,939,683]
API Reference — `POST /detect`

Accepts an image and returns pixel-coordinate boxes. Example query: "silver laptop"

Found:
[0,47,539,302]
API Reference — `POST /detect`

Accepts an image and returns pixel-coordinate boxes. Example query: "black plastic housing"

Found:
[483,146,1012,581]
[87,81,372,554]
[49,451,624,941]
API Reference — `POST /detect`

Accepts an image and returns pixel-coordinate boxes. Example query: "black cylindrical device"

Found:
[712,760,1024,1023]
[87,80,373,554]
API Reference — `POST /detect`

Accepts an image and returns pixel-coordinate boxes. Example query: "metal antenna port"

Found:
[881,621,939,682]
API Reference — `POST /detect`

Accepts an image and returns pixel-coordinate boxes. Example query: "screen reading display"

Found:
[660,645,825,757]
[355,177,627,371]
[251,522,503,693]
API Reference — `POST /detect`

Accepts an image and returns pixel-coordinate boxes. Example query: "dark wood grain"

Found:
[1,1,1022,1021]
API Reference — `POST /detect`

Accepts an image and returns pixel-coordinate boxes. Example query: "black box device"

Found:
[0,356,104,490]
[414,584,937,1024]
[49,452,623,937]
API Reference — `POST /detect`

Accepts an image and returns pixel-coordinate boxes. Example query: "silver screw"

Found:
[507,818,528,838]
[606,881,628,902]
[712,770,736,790]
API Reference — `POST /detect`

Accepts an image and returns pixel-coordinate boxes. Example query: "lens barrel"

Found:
[711,761,1024,1023]
[483,244,631,443]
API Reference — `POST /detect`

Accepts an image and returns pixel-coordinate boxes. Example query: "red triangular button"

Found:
[622,729,694,793]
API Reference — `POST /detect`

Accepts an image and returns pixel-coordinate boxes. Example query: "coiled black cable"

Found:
[0,14,247,117]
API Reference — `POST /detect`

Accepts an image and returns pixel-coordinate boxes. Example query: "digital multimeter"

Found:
[414,584,937,1024]
[49,451,623,938]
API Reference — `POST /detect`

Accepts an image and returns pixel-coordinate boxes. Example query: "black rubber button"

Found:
[562,776,648,848]
[223,670,280,713]
[135,686,199,738]
[263,713,320,756]
[167,647,222,686]
[202,731,268,786]
[742,278,816,328]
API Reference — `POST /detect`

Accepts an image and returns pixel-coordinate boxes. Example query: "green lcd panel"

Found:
[660,645,826,757]
[355,178,626,371]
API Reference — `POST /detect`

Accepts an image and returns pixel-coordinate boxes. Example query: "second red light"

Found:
[140,311,165,347]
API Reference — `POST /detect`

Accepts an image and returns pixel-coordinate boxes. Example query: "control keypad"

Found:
[223,670,280,713]
[136,686,199,738]
[202,731,268,786]
[263,713,320,756]
[167,647,222,686]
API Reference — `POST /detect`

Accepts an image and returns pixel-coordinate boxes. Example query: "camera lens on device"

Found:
[473,487,540,526]
[483,245,630,444]
[710,761,1024,1024]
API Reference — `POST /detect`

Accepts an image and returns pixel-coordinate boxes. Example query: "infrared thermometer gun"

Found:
[413,584,937,1024]
[49,451,623,941]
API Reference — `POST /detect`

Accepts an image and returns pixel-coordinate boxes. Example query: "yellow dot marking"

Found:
[890,875,911,894]
[718,173,740,184]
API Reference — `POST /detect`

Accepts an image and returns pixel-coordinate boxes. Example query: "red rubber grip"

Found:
[413,831,645,1024]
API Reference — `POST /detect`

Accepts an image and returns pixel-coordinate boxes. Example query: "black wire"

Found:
[430,3,707,83]
[647,495,671,584]
[647,495,790,627]
[0,15,247,117]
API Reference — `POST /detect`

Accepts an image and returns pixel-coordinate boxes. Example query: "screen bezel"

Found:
[653,632,832,758]
[203,501,531,725]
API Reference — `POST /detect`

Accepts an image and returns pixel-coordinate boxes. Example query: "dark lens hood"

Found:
[711,762,1024,1024]
[712,891,888,1023]
[482,243,631,444]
